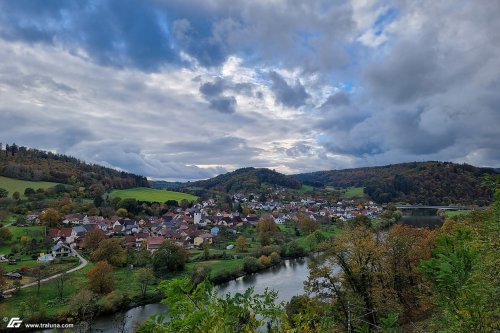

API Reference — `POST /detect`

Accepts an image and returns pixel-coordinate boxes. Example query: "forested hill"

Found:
[0,143,149,190]
[295,161,498,205]
[183,167,301,193]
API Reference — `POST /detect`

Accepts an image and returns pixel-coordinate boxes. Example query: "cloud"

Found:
[269,71,310,108]
[1,0,500,180]
[199,78,238,114]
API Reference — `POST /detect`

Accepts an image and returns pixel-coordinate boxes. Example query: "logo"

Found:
[6,318,23,328]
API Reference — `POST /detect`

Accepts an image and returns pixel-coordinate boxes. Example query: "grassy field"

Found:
[326,186,365,199]
[108,187,198,203]
[445,210,471,218]
[0,176,59,198]
[0,226,46,256]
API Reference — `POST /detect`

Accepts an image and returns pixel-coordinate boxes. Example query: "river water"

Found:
[91,257,311,332]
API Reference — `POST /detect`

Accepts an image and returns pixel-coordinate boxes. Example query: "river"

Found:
[91,257,311,332]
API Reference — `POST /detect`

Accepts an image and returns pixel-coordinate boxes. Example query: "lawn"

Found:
[108,187,198,203]
[445,210,471,218]
[0,226,46,256]
[186,259,245,278]
[0,176,60,198]
[326,186,365,199]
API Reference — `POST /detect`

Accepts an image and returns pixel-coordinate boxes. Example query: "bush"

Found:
[261,246,275,256]
[98,290,125,312]
[210,268,243,284]
[270,252,281,264]
[258,255,272,267]
[243,256,263,273]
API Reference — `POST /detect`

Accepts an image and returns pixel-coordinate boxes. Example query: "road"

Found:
[3,245,88,295]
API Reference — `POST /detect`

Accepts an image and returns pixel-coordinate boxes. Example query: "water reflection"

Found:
[90,258,311,332]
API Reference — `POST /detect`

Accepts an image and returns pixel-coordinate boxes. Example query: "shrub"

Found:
[243,256,263,273]
[98,290,125,312]
[270,252,281,264]
[259,255,272,267]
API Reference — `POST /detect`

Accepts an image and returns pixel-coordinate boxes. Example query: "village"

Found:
[1,192,382,287]
[34,196,381,255]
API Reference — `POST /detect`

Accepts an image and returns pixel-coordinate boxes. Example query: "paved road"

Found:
[3,245,88,294]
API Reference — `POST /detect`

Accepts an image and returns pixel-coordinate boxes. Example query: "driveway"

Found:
[3,245,88,294]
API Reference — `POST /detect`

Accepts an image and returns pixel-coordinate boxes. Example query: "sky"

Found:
[0,0,499,181]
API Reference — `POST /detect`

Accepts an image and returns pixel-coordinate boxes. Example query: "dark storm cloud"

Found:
[199,78,237,114]
[208,96,237,114]
[0,0,355,72]
[322,91,350,107]
[0,0,179,71]
[161,136,263,165]
[1,0,500,179]
[365,36,444,104]
[269,71,310,108]
[285,143,314,158]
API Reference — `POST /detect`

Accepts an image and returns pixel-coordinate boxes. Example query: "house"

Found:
[194,233,213,247]
[146,236,164,252]
[71,226,87,239]
[210,226,220,236]
[52,241,72,257]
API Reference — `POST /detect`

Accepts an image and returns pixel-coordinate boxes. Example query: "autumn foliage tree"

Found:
[40,208,61,227]
[305,224,436,331]
[87,260,114,294]
[296,212,320,235]
[256,215,280,246]
[83,229,106,251]
[235,235,249,252]
[91,239,126,267]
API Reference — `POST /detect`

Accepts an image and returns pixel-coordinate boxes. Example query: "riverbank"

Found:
[2,226,337,330]
[92,257,313,333]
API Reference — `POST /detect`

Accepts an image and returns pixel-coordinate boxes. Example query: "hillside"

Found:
[182,167,301,193]
[109,187,198,203]
[0,176,60,197]
[0,143,149,190]
[295,161,497,205]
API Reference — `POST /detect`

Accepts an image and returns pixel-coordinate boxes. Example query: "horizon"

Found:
[1,1,499,181]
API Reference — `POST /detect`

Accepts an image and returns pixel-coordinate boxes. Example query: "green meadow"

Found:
[0,176,60,198]
[108,187,198,203]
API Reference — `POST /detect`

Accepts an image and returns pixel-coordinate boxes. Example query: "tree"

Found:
[40,208,61,227]
[0,188,8,198]
[235,235,249,252]
[70,289,97,331]
[12,191,20,200]
[87,260,114,294]
[138,278,284,333]
[135,268,155,298]
[24,187,35,196]
[0,267,7,294]
[179,199,190,210]
[116,208,128,218]
[351,214,372,228]
[243,256,262,273]
[32,266,47,296]
[152,240,189,276]
[256,215,280,246]
[0,227,12,245]
[83,229,106,251]
[55,271,67,299]
[297,213,320,235]
[91,239,126,267]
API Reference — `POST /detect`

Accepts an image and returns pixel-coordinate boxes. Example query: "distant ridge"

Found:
[294,161,497,205]
[177,167,301,193]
